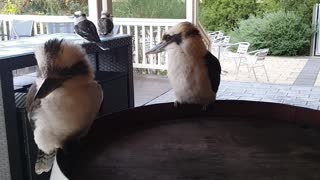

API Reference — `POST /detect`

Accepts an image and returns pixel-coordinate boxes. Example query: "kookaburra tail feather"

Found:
[35,150,56,175]
[96,42,109,51]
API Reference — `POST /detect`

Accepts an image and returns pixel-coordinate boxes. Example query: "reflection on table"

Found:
[0,33,119,59]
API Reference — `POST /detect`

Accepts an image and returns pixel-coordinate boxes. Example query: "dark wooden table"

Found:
[53,100,320,180]
[0,33,134,180]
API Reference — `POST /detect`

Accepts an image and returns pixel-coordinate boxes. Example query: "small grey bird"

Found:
[26,38,103,174]
[98,10,114,36]
[74,11,108,50]
[146,22,221,109]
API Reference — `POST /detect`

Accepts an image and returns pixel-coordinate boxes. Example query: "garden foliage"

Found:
[229,11,312,56]
[1,0,320,55]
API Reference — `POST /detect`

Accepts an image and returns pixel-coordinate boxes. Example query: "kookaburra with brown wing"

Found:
[146,22,221,109]
[26,39,103,174]
[74,11,108,50]
[98,10,114,36]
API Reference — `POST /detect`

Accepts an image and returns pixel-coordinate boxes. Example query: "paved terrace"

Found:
[134,56,320,110]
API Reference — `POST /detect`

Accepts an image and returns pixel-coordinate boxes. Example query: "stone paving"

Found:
[145,81,320,111]
[219,55,309,85]
[134,55,320,110]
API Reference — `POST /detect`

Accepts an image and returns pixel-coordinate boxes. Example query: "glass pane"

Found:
[112,0,186,19]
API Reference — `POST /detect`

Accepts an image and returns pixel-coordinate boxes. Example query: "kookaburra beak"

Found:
[145,41,169,55]
[146,34,181,55]
[34,78,65,100]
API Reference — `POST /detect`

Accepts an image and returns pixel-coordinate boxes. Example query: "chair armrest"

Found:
[248,48,269,56]
[247,49,260,55]
[224,43,237,49]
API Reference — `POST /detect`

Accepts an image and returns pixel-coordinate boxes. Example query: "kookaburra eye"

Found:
[163,34,170,41]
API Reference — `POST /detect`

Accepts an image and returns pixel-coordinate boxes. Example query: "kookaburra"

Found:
[98,10,114,36]
[26,39,103,174]
[146,22,221,109]
[74,11,108,50]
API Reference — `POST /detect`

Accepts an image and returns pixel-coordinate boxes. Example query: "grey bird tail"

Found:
[35,149,56,175]
[96,42,109,51]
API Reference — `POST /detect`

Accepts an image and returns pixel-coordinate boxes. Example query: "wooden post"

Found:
[186,0,198,25]
[102,0,113,14]
[88,0,102,26]
[194,0,199,25]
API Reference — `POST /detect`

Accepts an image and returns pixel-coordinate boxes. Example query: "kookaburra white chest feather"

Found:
[146,22,221,107]
[166,42,214,105]
[26,39,103,174]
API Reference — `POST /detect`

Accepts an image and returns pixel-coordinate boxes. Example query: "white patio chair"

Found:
[46,22,74,34]
[238,48,269,81]
[210,36,231,62]
[9,19,34,39]
[209,31,227,58]
[208,31,224,44]
[213,35,230,44]
[223,42,250,73]
[221,36,230,43]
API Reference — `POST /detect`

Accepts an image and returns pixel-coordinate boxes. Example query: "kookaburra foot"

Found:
[201,104,209,111]
[201,103,215,112]
[174,101,181,108]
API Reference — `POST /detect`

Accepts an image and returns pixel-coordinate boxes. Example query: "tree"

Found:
[0,0,26,14]
[200,0,261,32]
[0,0,88,15]
[199,0,320,32]
[262,0,320,22]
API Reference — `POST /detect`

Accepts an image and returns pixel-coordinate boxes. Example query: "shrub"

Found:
[229,11,312,56]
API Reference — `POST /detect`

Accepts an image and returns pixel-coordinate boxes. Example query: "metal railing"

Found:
[114,17,185,70]
[0,15,210,70]
[0,14,74,40]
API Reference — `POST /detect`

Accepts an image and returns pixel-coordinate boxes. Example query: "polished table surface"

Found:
[0,33,122,59]
[0,33,116,91]
[53,101,320,180]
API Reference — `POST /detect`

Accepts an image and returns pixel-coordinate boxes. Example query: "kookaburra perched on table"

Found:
[74,11,108,50]
[98,10,114,36]
[26,39,103,174]
[146,22,221,109]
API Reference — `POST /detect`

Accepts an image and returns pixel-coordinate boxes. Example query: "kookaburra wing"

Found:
[204,51,221,94]
[74,11,109,50]
[26,38,103,174]
[26,83,57,175]
[146,22,221,108]
[98,10,114,36]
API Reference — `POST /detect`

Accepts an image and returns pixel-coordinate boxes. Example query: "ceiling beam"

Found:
[88,0,102,26]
